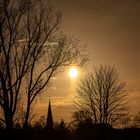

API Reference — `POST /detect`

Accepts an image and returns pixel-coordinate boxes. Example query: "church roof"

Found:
[46,99,53,130]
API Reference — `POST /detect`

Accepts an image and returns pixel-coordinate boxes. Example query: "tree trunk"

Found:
[24,101,30,128]
[4,109,13,129]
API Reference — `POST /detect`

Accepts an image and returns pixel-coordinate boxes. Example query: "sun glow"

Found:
[69,68,78,78]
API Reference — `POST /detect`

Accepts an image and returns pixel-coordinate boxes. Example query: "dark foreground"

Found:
[0,126,140,140]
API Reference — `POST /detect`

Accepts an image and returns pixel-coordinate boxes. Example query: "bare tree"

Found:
[0,0,87,129]
[74,65,128,127]
[0,0,35,129]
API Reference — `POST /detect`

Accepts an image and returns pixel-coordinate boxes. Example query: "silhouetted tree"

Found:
[74,65,128,127]
[70,109,92,130]
[0,0,87,129]
[0,0,35,129]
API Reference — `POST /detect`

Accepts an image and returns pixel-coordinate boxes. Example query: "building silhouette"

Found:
[46,99,53,130]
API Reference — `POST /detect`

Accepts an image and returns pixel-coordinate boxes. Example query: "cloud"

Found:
[36,95,74,108]
[51,77,56,80]
[133,74,140,79]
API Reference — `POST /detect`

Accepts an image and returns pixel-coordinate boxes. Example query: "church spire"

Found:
[46,99,53,130]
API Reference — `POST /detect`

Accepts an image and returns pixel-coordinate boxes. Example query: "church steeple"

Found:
[46,99,53,130]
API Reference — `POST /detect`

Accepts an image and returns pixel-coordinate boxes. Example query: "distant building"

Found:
[46,99,53,130]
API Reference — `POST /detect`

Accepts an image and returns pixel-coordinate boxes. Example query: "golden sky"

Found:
[36,0,140,122]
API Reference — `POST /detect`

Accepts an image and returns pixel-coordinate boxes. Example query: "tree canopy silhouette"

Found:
[74,65,128,127]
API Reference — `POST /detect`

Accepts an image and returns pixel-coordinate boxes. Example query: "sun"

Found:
[69,68,78,78]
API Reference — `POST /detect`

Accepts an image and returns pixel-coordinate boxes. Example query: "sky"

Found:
[36,0,140,122]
